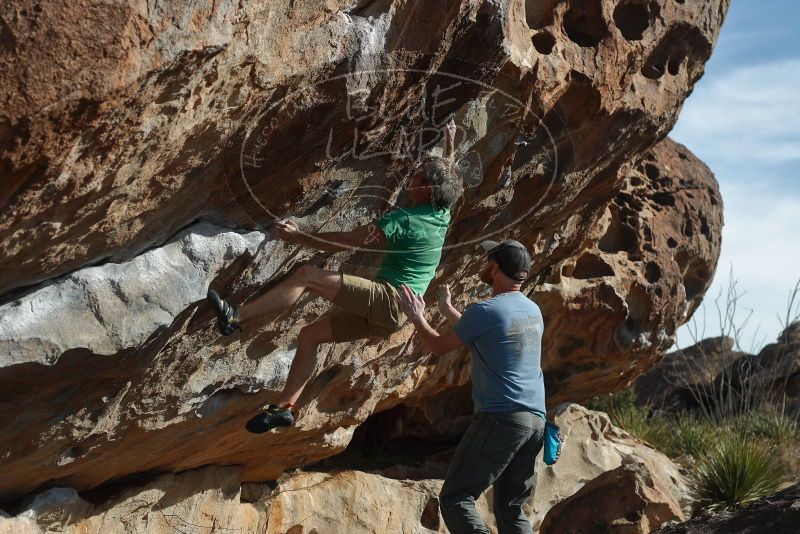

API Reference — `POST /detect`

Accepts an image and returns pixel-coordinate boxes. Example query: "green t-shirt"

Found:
[376,204,450,295]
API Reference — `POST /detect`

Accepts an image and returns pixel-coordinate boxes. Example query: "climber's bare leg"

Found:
[237,265,342,324]
[277,315,335,407]
[244,315,339,433]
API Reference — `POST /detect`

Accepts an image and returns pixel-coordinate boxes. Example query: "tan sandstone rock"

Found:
[534,138,723,404]
[539,461,685,534]
[0,467,266,534]
[265,403,693,533]
[0,0,727,507]
[530,403,692,527]
[0,404,693,533]
[265,470,443,534]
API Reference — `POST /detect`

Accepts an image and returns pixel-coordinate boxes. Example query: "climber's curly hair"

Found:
[418,154,463,211]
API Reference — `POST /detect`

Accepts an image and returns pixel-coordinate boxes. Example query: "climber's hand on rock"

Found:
[437,284,452,311]
[445,118,456,141]
[399,284,426,324]
[272,219,300,242]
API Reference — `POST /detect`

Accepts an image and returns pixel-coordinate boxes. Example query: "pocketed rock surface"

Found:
[1,0,726,519]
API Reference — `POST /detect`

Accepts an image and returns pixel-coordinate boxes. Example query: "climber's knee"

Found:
[293,264,318,284]
[299,267,343,301]
[298,316,335,350]
[297,323,317,350]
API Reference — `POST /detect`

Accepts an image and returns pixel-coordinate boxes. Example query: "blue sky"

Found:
[671,1,800,350]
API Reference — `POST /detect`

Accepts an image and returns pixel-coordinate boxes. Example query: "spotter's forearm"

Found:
[439,303,462,325]
[410,316,448,356]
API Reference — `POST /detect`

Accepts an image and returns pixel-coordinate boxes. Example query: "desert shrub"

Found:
[675,273,800,423]
[585,389,638,415]
[663,414,717,459]
[692,434,787,511]
[585,390,799,480]
[587,390,671,449]
[728,408,799,444]
[612,404,671,447]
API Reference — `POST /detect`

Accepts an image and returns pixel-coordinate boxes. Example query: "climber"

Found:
[207,118,462,433]
[396,239,546,534]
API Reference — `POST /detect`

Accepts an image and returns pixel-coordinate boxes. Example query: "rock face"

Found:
[0,222,267,363]
[540,461,684,534]
[534,138,723,403]
[1,0,726,293]
[1,0,727,509]
[652,483,800,534]
[265,470,445,534]
[752,322,800,409]
[0,467,266,534]
[0,404,691,534]
[634,323,800,412]
[634,336,739,409]
[337,403,694,532]
[527,404,693,526]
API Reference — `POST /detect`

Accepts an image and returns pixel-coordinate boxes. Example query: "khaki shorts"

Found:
[329,274,407,342]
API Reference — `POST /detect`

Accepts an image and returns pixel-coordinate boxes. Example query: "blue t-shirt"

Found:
[453,291,546,415]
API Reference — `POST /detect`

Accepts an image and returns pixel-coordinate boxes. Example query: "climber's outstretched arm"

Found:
[272,220,386,253]
[399,284,464,356]
[443,118,456,163]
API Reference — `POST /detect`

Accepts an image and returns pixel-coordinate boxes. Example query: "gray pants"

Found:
[439,410,545,534]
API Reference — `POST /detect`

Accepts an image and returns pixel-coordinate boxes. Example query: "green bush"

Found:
[663,414,717,459]
[612,405,671,447]
[729,409,799,444]
[586,389,638,415]
[587,390,671,449]
[692,434,787,511]
[585,391,799,480]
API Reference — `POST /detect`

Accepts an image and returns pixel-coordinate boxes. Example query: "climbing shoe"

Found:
[207,289,240,336]
[245,404,295,434]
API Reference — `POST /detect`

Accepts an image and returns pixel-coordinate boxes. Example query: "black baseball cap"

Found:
[481,239,531,282]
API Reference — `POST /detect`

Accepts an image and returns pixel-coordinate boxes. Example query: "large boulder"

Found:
[0,0,727,292]
[0,0,727,505]
[264,470,445,534]
[527,403,693,526]
[540,461,684,534]
[342,403,694,531]
[534,138,723,404]
[634,322,800,412]
[751,322,800,409]
[634,336,740,409]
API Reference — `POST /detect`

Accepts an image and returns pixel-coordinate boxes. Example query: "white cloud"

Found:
[672,58,800,166]
[671,56,800,351]
[675,181,800,350]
